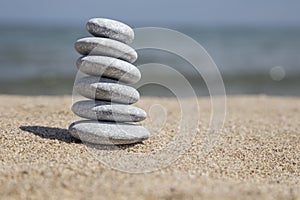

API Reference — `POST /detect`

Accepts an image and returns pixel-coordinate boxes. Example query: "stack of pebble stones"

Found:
[69,18,150,145]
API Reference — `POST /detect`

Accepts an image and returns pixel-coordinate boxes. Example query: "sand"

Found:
[0,95,299,199]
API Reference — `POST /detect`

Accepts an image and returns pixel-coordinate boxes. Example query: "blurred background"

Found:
[0,0,299,96]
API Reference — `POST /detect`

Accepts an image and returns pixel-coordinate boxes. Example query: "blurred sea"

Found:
[0,24,299,96]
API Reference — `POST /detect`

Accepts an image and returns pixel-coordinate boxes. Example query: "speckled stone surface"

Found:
[72,100,146,122]
[69,120,150,145]
[86,18,134,44]
[74,76,140,104]
[77,56,141,84]
[75,37,137,63]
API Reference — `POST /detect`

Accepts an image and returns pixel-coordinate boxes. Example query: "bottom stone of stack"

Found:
[69,120,150,145]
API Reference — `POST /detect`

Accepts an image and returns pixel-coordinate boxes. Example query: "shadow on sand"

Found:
[19,125,80,144]
[19,126,141,150]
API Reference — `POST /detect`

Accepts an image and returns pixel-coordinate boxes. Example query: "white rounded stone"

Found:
[77,56,141,83]
[86,18,134,44]
[72,100,146,122]
[69,120,150,145]
[74,76,139,104]
[75,37,137,63]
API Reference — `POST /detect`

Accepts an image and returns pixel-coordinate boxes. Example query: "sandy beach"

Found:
[0,95,299,199]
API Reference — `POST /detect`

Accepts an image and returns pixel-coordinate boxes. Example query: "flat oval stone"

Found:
[74,76,139,104]
[72,100,146,122]
[86,18,134,44]
[69,120,150,145]
[75,37,137,63]
[77,56,141,84]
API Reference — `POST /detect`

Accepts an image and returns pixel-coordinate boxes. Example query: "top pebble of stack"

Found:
[86,18,134,44]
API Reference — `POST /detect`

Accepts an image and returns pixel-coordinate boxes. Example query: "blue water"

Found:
[0,24,299,96]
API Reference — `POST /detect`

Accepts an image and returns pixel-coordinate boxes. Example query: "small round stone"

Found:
[69,120,150,145]
[75,37,137,63]
[74,76,140,104]
[72,100,146,122]
[77,56,141,84]
[86,18,134,44]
